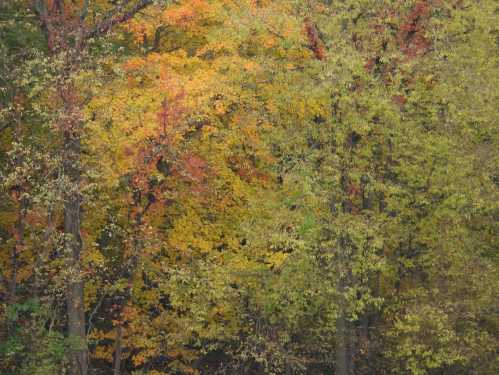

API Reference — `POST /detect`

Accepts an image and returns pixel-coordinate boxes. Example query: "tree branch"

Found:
[80,0,90,22]
[84,0,153,40]
[87,296,103,336]
[33,0,49,36]
[0,123,12,134]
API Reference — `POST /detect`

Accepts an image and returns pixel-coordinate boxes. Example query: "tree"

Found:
[27,2,159,374]
[1,1,497,374]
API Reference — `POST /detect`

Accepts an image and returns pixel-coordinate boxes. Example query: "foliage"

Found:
[1,0,497,374]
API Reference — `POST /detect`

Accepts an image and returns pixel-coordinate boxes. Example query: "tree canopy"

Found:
[1,1,497,374]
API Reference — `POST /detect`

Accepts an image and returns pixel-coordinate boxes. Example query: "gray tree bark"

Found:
[63,130,87,375]
[113,325,123,375]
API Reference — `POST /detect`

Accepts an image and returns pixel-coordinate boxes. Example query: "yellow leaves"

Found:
[94,344,114,362]
[14,265,32,285]
[85,249,105,266]
[122,305,139,322]
[90,328,120,363]
[167,209,217,256]
[242,60,261,72]
[201,124,218,139]
[266,251,289,269]
[265,100,278,115]
[132,351,148,366]
[213,100,227,115]
[262,35,278,49]
[140,289,161,306]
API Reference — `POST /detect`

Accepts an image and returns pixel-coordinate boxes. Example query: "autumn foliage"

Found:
[1,1,498,375]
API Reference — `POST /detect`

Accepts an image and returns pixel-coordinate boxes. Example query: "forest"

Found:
[0,1,497,374]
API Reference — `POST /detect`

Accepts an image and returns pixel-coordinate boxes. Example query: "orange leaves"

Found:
[124,56,147,71]
[163,0,212,29]
[124,20,151,44]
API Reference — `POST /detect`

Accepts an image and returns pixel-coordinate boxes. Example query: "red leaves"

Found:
[156,89,212,191]
[364,57,378,72]
[182,154,207,182]
[8,185,22,202]
[227,154,270,184]
[304,18,326,60]
[397,1,431,58]
[347,183,361,199]
[365,1,433,74]
[392,94,407,107]
[157,91,185,137]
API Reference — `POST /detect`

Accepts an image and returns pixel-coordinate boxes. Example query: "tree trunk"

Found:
[335,299,350,375]
[113,325,123,375]
[9,196,27,301]
[32,3,155,375]
[63,129,87,375]
[335,168,356,375]
[35,209,53,297]
[36,2,88,371]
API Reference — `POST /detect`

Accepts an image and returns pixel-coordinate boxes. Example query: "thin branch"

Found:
[84,0,153,40]
[80,0,90,22]
[0,123,11,134]
[54,0,64,14]
[151,25,166,52]
[0,272,9,296]
[33,0,49,34]
[32,0,59,51]
[86,292,105,336]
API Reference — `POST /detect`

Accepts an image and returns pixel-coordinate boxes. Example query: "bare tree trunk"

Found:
[348,320,355,375]
[335,167,356,375]
[335,299,356,375]
[113,325,123,375]
[63,129,87,375]
[335,294,349,375]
